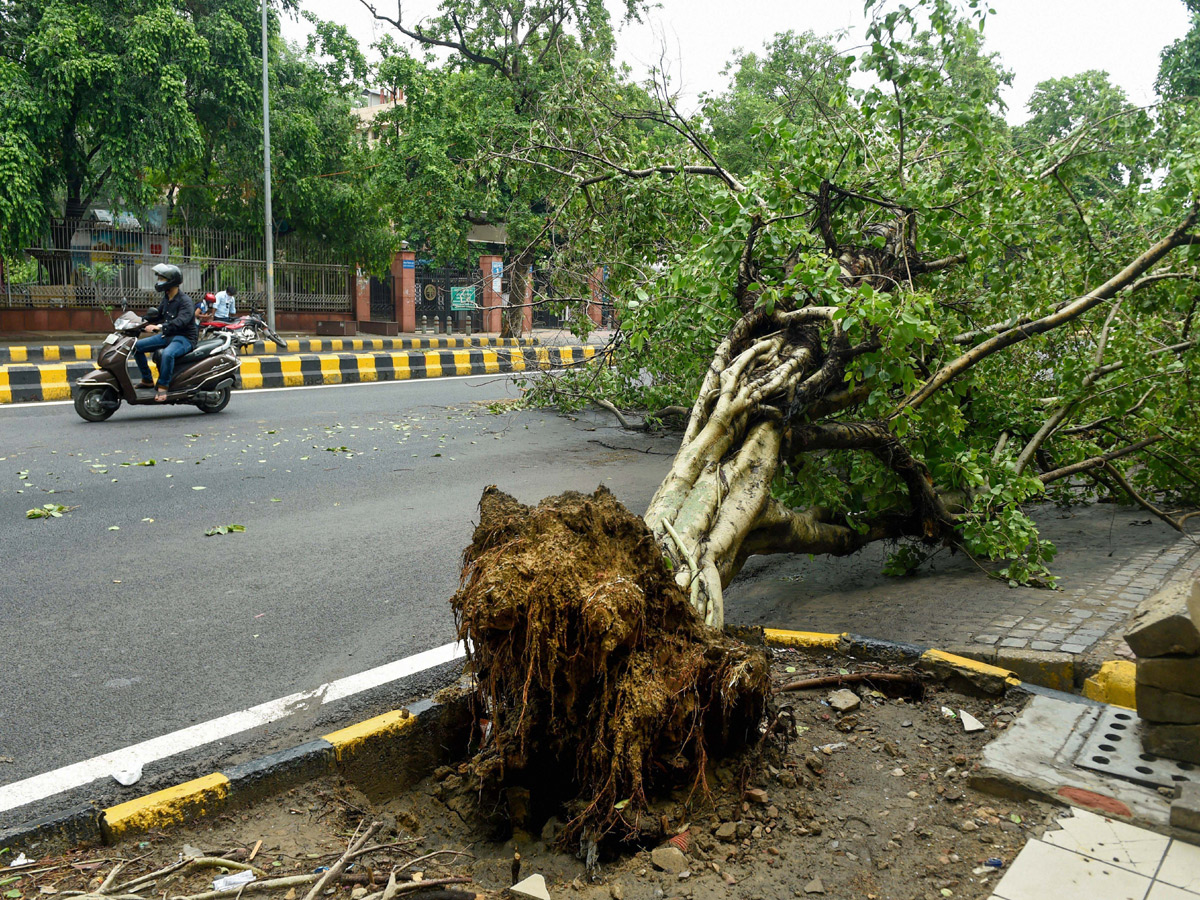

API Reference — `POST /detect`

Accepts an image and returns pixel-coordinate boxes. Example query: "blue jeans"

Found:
[135,334,194,389]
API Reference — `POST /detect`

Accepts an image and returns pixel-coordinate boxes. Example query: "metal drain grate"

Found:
[1074,706,1197,789]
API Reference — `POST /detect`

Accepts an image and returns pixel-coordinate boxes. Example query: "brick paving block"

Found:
[1136,657,1200,694]
[1030,641,1058,651]
[999,638,1028,649]
[1142,722,1200,765]
[1060,643,1089,653]
[1170,782,1200,833]
[1136,683,1200,724]
[1124,580,1200,658]
[972,634,1000,644]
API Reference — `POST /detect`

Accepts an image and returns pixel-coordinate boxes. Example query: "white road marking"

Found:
[0,641,467,815]
[0,371,521,410]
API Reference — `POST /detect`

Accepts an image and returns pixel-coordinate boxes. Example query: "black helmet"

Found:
[153,263,183,293]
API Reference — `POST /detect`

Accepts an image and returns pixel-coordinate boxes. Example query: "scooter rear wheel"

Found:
[74,385,120,422]
[196,385,231,414]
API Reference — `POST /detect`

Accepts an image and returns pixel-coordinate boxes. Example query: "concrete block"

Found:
[993,648,1075,692]
[1171,782,1200,833]
[1136,683,1200,724]
[1125,580,1200,658]
[1136,656,1200,695]
[0,804,102,855]
[1082,660,1136,709]
[1141,721,1200,765]
[223,739,334,801]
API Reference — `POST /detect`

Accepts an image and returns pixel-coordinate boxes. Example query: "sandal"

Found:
[154,388,169,403]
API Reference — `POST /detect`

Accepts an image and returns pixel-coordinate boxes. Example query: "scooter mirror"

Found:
[145,307,159,319]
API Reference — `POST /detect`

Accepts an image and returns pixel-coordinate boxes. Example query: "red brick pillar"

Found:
[587,266,604,327]
[394,250,416,332]
[479,254,502,333]
[521,266,533,334]
[354,266,370,322]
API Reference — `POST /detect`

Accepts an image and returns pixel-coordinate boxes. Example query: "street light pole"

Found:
[261,0,276,331]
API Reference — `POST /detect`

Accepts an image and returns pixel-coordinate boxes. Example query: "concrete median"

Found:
[0,345,602,403]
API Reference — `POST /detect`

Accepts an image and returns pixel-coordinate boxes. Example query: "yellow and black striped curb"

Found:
[241,336,537,356]
[2,630,1135,855]
[0,345,603,404]
[759,627,1135,708]
[0,692,472,855]
[0,335,537,365]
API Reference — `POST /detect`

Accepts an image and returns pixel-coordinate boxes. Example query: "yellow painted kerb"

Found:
[323,709,418,761]
[922,649,1022,687]
[762,628,842,649]
[1083,660,1136,709]
[40,364,72,400]
[104,773,229,838]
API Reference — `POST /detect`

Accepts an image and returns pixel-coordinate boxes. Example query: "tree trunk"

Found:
[642,306,956,628]
[501,250,533,338]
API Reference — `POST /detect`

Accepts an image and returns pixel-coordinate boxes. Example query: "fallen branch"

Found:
[301,821,382,900]
[776,672,921,692]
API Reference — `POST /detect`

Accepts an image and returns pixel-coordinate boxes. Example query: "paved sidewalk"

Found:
[730,503,1200,667]
[989,807,1200,900]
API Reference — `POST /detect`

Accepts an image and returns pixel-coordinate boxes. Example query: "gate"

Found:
[414,263,486,331]
[369,273,394,321]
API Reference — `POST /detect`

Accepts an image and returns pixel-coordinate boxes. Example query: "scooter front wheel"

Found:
[74,385,120,422]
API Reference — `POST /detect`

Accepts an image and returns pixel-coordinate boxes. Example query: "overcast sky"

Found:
[284,0,1193,123]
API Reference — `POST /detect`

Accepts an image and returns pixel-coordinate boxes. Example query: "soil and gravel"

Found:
[2,648,1057,900]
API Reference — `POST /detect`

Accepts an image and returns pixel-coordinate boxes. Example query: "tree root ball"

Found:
[451,486,770,845]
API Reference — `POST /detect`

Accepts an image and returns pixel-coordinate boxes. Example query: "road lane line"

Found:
[0,641,467,814]
[0,370,529,410]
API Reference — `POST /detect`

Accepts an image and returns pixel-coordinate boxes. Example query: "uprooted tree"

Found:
[373,0,1200,846]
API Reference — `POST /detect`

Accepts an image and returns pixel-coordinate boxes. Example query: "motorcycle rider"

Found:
[135,263,198,402]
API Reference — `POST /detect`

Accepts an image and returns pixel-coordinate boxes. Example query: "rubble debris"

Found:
[959,711,985,733]
[827,689,860,712]
[510,874,551,900]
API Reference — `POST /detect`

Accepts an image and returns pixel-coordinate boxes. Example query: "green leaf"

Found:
[613,798,630,810]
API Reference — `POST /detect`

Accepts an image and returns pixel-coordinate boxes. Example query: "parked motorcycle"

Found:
[199,306,287,349]
[72,310,241,421]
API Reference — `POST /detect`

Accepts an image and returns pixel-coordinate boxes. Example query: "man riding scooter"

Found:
[135,263,198,402]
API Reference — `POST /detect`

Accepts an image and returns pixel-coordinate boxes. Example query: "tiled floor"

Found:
[990,808,1200,900]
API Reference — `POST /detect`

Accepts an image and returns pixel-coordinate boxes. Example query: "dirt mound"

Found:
[450,486,770,847]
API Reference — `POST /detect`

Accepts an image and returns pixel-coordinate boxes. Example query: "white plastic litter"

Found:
[212,870,256,892]
[9,853,32,868]
[112,764,142,786]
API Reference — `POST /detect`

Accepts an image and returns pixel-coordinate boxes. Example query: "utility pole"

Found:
[261,0,276,331]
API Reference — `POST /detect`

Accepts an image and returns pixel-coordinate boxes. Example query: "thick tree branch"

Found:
[895,208,1200,415]
[1038,436,1164,484]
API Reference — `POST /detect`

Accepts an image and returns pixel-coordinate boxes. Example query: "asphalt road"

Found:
[0,376,677,810]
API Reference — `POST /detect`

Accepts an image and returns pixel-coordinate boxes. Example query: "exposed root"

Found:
[451,486,770,847]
